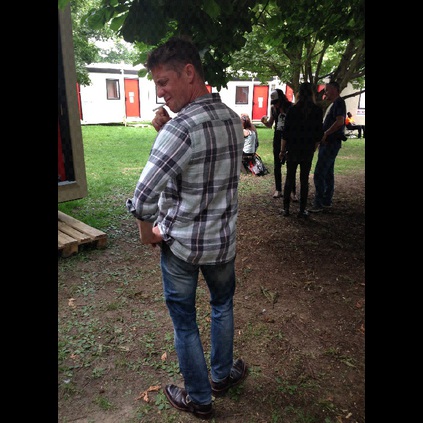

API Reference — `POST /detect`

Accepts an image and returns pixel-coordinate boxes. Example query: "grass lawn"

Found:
[58,124,365,230]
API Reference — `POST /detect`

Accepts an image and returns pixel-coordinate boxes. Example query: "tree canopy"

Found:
[59,0,138,85]
[59,0,365,97]
[230,0,364,98]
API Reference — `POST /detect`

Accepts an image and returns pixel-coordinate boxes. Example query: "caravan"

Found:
[77,63,365,126]
[77,63,293,125]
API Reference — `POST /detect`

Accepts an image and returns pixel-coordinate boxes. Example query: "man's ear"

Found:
[184,63,195,81]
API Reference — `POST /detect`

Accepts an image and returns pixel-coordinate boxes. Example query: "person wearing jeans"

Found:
[312,142,342,210]
[310,81,346,212]
[126,37,248,419]
[160,242,236,401]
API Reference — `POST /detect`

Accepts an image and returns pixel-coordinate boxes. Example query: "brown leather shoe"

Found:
[211,358,248,396]
[163,384,213,419]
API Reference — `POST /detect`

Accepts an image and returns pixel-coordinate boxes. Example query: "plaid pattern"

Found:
[126,93,244,264]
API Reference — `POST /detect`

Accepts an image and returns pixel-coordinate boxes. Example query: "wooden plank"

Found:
[58,210,107,240]
[58,230,77,248]
[58,221,92,244]
[58,230,79,257]
[58,211,108,256]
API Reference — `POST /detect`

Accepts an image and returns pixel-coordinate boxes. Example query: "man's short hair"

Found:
[327,81,340,92]
[145,37,205,81]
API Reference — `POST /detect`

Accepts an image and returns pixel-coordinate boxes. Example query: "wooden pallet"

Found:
[58,211,107,257]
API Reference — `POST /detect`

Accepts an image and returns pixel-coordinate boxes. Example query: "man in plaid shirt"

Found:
[126,37,248,419]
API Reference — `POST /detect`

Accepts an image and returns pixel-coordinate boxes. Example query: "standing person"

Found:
[280,82,324,218]
[309,80,346,213]
[261,89,297,201]
[345,111,365,138]
[126,37,248,420]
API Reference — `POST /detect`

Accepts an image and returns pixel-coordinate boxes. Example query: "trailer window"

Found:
[235,86,249,104]
[106,79,120,100]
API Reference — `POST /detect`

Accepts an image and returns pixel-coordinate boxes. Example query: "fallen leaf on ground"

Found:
[135,385,161,402]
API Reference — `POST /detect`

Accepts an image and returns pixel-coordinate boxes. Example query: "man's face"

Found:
[324,84,338,102]
[151,64,191,113]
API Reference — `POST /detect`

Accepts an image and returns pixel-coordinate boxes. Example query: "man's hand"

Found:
[136,219,163,247]
[152,107,171,132]
[321,132,329,145]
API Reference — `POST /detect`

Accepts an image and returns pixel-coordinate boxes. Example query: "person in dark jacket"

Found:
[261,89,297,200]
[280,82,324,217]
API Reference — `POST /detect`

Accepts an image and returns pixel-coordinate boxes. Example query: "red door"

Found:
[124,78,140,118]
[252,85,269,121]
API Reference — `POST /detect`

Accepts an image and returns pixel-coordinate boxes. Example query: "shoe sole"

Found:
[211,362,248,397]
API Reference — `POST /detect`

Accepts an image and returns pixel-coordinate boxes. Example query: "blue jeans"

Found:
[313,142,342,208]
[160,242,236,405]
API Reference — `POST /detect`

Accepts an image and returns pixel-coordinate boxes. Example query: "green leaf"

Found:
[87,9,111,30]
[138,68,148,78]
[110,13,128,31]
[202,0,220,18]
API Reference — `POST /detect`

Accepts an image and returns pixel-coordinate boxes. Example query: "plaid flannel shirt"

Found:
[126,93,244,265]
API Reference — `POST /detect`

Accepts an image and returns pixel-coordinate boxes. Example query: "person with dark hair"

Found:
[241,114,258,153]
[241,113,259,151]
[261,89,297,201]
[309,80,346,213]
[345,112,365,138]
[279,82,324,217]
[126,37,248,419]
[241,114,257,172]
